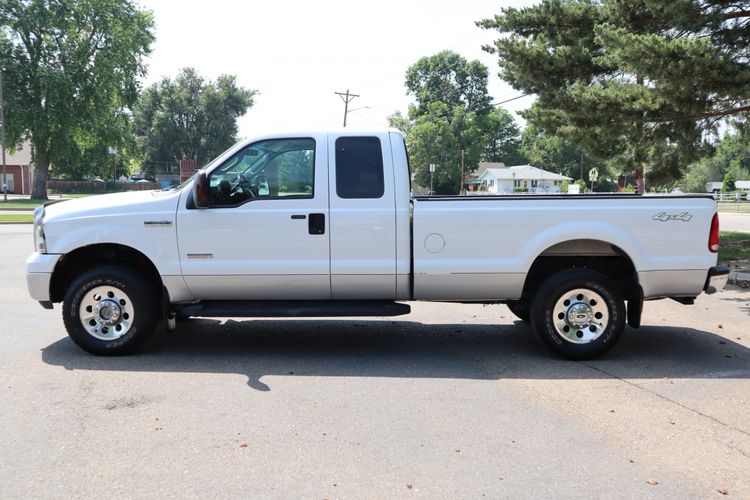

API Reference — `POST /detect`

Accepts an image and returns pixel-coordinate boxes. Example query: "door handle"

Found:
[308,213,325,235]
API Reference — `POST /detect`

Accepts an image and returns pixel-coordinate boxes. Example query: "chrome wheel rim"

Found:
[78,286,135,340]
[552,288,609,344]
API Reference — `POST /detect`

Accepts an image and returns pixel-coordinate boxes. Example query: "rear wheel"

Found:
[530,269,625,360]
[62,266,159,355]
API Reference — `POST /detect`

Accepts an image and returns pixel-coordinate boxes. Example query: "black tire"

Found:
[530,269,625,360]
[62,265,159,355]
[506,300,530,323]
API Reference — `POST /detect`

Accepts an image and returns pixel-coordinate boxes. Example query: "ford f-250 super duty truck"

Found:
[26,129,729,359]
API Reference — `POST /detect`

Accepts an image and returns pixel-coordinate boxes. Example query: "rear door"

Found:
[327,133,397,298]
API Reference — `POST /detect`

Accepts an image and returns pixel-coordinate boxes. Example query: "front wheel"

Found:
[62,265,159,355]
[530,269,625,360]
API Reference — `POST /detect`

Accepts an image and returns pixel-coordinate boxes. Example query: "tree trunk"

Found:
[30,157,49,200]
[635,166,645,194]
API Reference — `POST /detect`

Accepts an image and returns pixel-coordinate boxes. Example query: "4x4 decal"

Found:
[652,212,693,222]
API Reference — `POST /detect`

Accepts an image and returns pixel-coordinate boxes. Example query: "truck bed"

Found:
[411,194,717,301]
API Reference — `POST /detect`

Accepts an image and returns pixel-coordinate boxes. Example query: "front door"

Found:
[176,135,331,300]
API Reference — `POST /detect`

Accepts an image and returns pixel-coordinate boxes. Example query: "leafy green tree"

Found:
[722,170,737,192]
[480,108,526,165]
[521,125,586,179]
[133,68,257,173]
[276,150,313,194]
[479,0,750,188]
[392,101,487,194]
[405,50,492,117]
[707,127,750,181]
[390,51,523,194]
[0,0,155,199]
[51,111,141,181]
[677,160,711,193]
[680,126,750,192]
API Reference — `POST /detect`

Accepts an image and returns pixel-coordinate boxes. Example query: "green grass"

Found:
[0,213,33,223]
[0,193,96,209]
[719,231,750,262]
[0,199,45,208]
[53,192,96,198]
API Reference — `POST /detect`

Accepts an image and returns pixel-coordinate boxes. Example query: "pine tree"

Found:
[479,0,750,188]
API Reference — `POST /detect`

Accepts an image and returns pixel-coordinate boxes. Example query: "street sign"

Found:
[429,163,435,173]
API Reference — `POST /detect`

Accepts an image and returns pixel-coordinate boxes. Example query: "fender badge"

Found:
[187,253,213,259]
[652,212,693,222]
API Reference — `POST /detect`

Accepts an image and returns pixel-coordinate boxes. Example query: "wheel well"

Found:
[50,244,163,303]
[521,240,639,304]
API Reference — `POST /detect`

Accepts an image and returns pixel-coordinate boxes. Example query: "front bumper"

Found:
[704,265,729,294]
[26,252,62,305]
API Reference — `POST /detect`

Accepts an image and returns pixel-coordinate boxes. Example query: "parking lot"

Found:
[1,224,749,498]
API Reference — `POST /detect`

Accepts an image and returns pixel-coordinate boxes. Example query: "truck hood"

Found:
[44,190,180,222]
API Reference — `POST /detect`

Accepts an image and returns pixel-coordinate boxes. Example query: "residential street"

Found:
[1,225,749,498]
[721,212,750,233]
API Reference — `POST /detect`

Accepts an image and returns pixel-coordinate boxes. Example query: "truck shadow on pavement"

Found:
[41,319,750,391]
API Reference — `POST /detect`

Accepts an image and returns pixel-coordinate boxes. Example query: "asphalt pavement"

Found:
[1,225,749,498]
[720,212,750,233]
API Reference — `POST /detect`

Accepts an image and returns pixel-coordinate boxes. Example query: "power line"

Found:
[492,93,529,107]
[334,89,360,127]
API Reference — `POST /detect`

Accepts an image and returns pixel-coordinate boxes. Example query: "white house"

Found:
[706,180,750,193]
[470,164,572,194]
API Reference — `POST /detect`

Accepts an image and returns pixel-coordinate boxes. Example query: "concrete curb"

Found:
[0,221,32,225]
[0,207,35,211]
[728,270,750,289]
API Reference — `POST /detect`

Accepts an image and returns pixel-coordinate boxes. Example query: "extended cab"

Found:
[26,129,729,359]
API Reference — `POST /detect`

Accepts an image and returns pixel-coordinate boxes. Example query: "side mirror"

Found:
[193,170,210,209]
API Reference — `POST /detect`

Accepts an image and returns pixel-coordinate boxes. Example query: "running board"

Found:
[177,300,411,318]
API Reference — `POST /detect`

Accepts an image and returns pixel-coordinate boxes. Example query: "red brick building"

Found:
[2,141,32,195]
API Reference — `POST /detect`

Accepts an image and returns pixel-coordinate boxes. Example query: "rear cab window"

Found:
[335,137,384,199]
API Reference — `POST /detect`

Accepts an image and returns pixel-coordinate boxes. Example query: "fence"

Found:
[48,180,161,193]
[714,192,750,202]
[714,192,750,213]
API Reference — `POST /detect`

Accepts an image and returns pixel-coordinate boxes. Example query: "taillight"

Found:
[708,213,720,253]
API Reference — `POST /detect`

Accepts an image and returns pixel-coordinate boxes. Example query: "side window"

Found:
[208,138,315,206]
[335,137,384,199]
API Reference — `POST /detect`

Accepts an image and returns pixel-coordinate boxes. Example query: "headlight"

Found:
[33,205,46,253]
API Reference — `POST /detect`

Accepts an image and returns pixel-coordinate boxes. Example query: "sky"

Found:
[139,0,538,138]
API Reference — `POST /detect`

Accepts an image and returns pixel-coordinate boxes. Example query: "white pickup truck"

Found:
[26,129,728,359]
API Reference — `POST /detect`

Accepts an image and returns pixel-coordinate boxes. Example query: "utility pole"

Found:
[108,146,118,187]
[460,149,465,195]
[579,151,583,182]
[1,68,7,201]
[334,89,359,127]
